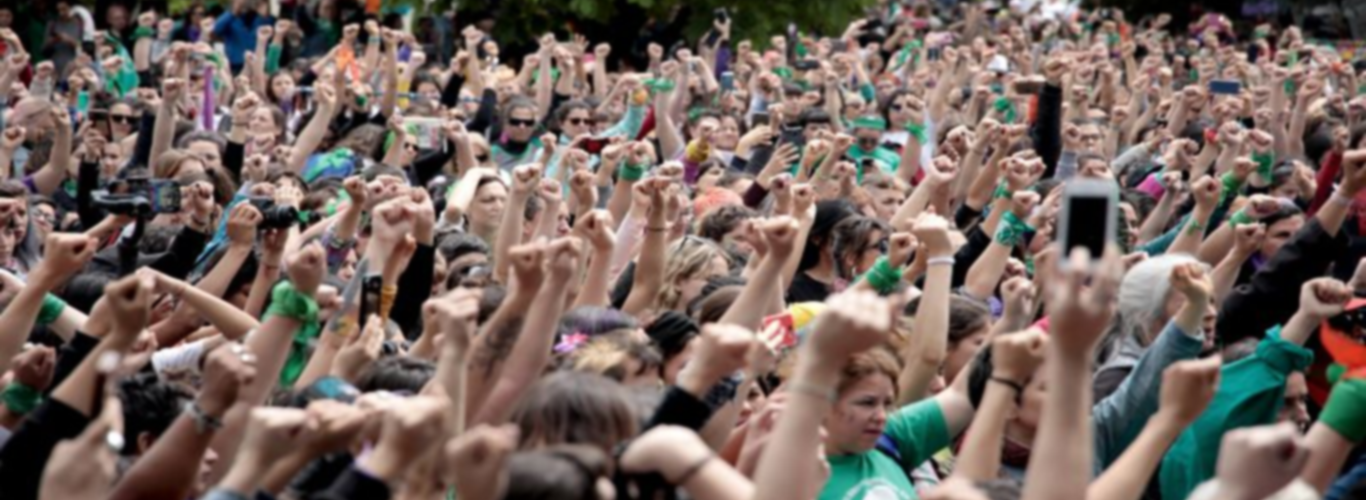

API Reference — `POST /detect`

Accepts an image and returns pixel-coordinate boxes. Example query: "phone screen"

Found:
[148,180,182,214]
[358,275,383,326]
[1063,195,1111,259]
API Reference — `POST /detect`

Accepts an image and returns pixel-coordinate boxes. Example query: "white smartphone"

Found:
[1056,179,1118,266]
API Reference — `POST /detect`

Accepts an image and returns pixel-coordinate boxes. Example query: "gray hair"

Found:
[1096,253,1204,364]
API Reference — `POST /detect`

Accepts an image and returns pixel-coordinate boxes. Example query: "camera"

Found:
[93,174,181,217]
[247,197,299,229]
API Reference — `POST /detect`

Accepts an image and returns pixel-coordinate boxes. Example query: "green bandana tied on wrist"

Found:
[2,383,42,415]
[1229,209,1255,226]
[132,26,155,41]
[905,122,928,143]
[1219,172,1244,205]
[993,181,1014,201]
[993,97,1018,124]
[772,67,794,81]
[1252,151,1276,181]
[644,78,676,93]
[995,211,1033,247]
[268,281,321,387]
[619,163,649,182]
[36,294,67,326]
[860,256,903,296]
[1320,377,1366,442]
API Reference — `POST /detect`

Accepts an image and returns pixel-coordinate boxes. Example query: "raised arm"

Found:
[28,107,73,196]
[285,79,340,174]
[719,217,797,330]
[952,331,1046,481]
[1021,246,1123,500]
[619,178,672,317]
[473,238,582,425]
[491,164,539,284]
[897,213,953,406]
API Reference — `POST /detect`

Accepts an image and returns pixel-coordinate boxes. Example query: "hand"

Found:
[197,342,259,418]
[408,188,436,242]
[757,216,799,257]
[679,324,755,388]
[334,314,385,383]
[297,399,369,456]
[511,164,541,196]
[620,426,712,480]
[0,126,24,151]
[537,178,564,206]
[445,424,517,496]
[33,234,98,286]
[991,330,1047,382]
[574,210,616,251]
[1232,223,1267,256]
[569,170,597,209]
[648,43,664,60]
[40,391,120,500]
[1190,175,1221,211]
[286,242,326,297]
[1169,261,1212,303]
[1242,195,1281,219]
[240,407,316,464]
[432,287,482,352]
[225,204,262,247]
[10,346,56,391]
[507,242,546,290]
[257,25,274,44]
[366,396,450,477]
[887,233,916,267]
[912,212,952,256]
[1213,423,1311,498]
[1297,278,1352,320]
[371,198,416,245]
[1340,150,1366,195]
[543,237,584,283]
[260,228,288,266]
[342,176,368,210]
[1157,356,1222,426]
[184,182,217,222]
[1046,245,1124,358]
[925,156,958,186]
[1001,276,1037,321]
[806,290,892,365]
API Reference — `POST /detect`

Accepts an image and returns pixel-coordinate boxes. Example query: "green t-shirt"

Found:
[819,399,950,500]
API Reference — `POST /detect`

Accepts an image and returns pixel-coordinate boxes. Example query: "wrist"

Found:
[359,447,405,485]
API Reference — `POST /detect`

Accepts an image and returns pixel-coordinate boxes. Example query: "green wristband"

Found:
[862,256,903,296]
[1220,172,1243,204]
[36,294,67,326]
[993,97,1018,124]
[905,122,928,143]
[1252,151,1276,180]
[1320,378,1366,442]
[1229,209,1254,226]
[995,211,1033,247]
[644,79,676,93]
[619,163,649,182]
[266,281,320,324]
[2,383,42,415]
[266,44,283,74]
[993,181,1013,201]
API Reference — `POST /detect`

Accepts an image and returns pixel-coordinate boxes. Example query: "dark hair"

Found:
[691,285,742,325]
[697,204,755,243]
[177,130,227,154]
[437,232,492,266]
[355,356,436,394]
[118,372,193,456]
[510,371,638,452]
[830,215,890,281]
[360,162,408,183]
[504,445,612,500]
[553,100,593,133]
[799,200,858,272]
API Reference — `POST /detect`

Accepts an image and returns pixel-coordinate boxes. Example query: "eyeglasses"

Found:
[404,142,419,151]
[566,117,590,126]
[509,118,535,128]
[111,114,136,124]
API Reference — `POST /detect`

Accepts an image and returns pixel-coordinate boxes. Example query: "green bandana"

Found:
[267,281,321,388]
[644,78,676,93]
[854,116,888,131]
[993,97,1018,124]
[772,67,794,81]
[1252,151,1276,181]
[995,211,1033,247]
[904,122,928,143]
[858,256,903,296]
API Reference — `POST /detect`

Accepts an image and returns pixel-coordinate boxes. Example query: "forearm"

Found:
[779,214,815,289]
[1086,414,1184,500]
[718,252,786,330]
[1301,423,1353,494]
[1167,208,1213,256]
[620,217,668,316]
[1021,357,1092,500]
[571,248,614,308]
[898,262,950,405]
[149,100,177,166]
[428,343,471,435]
[286,105,337,173]
[242,260,280,319]
[752,357,839,500]
[1137,195,1177,244]
[952,383,1014,481]
[473,277,570,425]
[0,283,55,373]
[108,416,216,500]
[1195,223,1236,266]
[1210,250,1252,304]
[491,193,531,283]
[463,287,537,416]
[532,201,562,240]
[964,242,1011,301]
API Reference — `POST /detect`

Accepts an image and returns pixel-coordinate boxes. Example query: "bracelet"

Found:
[36,294,67,326]
[183,401,223,434]
[671,454,714,486]
[1331,190,1355,207]
[993,97,1018,124]
[1,382,43,414]
[862,256,903,295]
[1184,218,1205,236]
[904,121,928,143]
[989,376,1026,404]
[645,225,669,233]
[1252,151,1276,180]
[992,181,1013,201]
[927,255,955,267]
[785,382,836,402]
[995,211,1033,247]
[1228,209,1254,226]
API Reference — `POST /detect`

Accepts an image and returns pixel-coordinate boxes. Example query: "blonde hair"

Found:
[566,334,661,383]
[654,237,727,312]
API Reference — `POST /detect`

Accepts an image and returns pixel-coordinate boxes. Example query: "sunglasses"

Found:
[566,117,591,126]
[404,142,419,151]
[111,114,136,124]
[509,118,536,128]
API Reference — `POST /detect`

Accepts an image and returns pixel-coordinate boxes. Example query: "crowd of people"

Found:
[2,0,1366,499]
